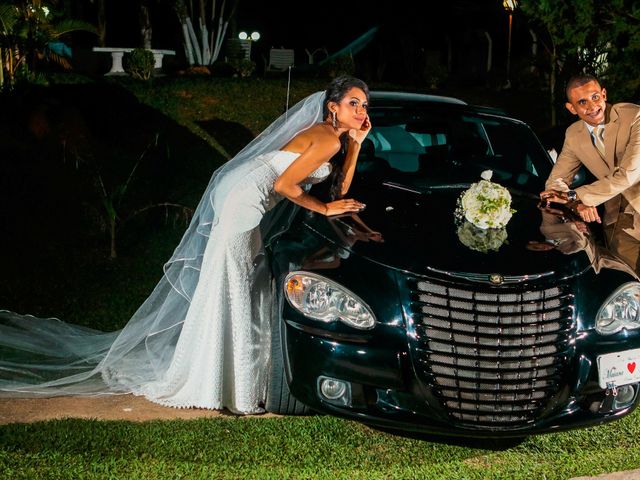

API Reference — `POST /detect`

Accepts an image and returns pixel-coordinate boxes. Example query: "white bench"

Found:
[92,47,176,75]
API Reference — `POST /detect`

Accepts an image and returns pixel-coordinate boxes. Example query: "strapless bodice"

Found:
[262,150,332,185]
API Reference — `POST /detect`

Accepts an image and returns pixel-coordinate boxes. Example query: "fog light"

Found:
[318,376,351,406]
[614,384,637,406]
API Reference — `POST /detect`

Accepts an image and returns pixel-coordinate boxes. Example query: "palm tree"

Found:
[0,1,97,88]
[0,3,21,87]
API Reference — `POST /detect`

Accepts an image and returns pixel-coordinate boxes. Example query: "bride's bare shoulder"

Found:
[284,123,340,153]
[305,124,342,148]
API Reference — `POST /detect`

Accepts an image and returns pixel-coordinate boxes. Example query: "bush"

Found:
[123,49,155,81]
[230,58,256,78]
[209,61,236,77]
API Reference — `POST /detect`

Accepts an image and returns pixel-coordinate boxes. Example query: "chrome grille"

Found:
[409,278,575,430]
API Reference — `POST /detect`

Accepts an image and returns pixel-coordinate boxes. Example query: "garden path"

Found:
[0,395,278,424]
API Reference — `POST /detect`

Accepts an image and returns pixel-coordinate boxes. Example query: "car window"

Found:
[359,107,553,192]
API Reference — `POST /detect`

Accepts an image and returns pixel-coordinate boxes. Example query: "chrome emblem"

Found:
[426,266,554,284]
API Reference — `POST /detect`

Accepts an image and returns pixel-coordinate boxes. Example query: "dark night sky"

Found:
[234,0,506,55]
[99,0,517,70]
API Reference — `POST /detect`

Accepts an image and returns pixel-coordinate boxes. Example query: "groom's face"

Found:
[565,80,607,127]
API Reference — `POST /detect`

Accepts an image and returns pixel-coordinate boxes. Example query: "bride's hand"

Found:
[325,199,366,216]
[348,115,371,145]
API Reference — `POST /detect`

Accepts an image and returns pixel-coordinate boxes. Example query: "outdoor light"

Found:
[502,0,518,88]
[502,0,517,12]
[238,31,260,41]
[237,31,260,60]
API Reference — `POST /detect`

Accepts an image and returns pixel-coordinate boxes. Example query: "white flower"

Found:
[480,170,493,181]
[454,173,516,230]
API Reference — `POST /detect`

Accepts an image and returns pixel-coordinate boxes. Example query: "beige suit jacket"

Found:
[545,102,640,226]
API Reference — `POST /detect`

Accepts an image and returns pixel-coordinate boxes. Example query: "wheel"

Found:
[265,314,311,415]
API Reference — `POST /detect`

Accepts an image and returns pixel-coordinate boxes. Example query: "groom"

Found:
[540,74,640,273]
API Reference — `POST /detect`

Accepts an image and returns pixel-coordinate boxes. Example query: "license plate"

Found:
[597,349,640,389]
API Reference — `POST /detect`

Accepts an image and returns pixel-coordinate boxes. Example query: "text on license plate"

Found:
[597,349,640,389]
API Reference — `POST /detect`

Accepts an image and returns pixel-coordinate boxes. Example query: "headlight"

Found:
[284,271,376,330]
[596,282,640,335]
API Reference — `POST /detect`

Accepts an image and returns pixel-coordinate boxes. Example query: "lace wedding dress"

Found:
[129,150,331,413]
[0,92,330,414]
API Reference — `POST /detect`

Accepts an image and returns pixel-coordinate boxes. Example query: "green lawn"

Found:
[1,412,639,479]
[1,74,639,479]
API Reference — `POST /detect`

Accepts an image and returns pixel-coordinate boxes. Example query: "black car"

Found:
[263,91,640,437]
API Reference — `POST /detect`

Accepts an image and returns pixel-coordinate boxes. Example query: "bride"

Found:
[0,75,371,414]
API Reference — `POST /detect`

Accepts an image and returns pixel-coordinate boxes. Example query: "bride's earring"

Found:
[332,111,337,128]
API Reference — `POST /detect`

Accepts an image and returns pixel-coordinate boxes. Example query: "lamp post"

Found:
[502,0,517,89]
[238,31,260,60]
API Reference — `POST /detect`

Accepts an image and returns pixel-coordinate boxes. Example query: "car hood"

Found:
[302,183,609,279]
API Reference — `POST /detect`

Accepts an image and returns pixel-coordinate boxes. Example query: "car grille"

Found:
[408,278,575,430]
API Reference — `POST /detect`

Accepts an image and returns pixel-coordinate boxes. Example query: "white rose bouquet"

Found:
[454,170,515,253]
[454,170,515,229]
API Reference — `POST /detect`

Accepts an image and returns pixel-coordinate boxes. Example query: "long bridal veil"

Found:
[0,91,325,397]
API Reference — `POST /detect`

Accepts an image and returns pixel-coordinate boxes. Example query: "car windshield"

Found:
[357,105,553,193]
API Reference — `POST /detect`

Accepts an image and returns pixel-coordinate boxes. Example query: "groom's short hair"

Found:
[565,74,602,100]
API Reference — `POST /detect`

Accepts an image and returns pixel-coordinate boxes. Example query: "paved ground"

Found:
[571,471,640,480]
[0,394,277,424]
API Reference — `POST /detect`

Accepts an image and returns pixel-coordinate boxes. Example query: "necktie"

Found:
[592,125,605,157]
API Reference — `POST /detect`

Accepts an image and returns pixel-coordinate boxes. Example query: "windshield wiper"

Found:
[382,182,473,193]
[382,182,423,194]
[425,183,472,190]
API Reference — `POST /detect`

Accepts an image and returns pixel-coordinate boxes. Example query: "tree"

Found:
[0,1,97,88]
[139,0,151,49]
[0,3,20,87]
[170,0,238,67]
[91,134,193,259]
[600,0,640,102]
[520,0,606,126]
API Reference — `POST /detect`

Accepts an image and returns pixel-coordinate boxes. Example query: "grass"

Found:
[120,76,328,158]
[1,74,639,478]
[1,412,639,479]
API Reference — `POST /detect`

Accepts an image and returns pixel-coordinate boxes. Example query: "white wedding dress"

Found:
[0,91,329,414]
[128,150,331,413]
[0,148,331,414]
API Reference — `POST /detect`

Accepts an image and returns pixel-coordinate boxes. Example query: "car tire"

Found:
[265,316,311,415]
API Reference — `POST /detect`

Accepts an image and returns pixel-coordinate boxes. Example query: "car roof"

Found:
[370,91,467,105]
[369,91,511,120]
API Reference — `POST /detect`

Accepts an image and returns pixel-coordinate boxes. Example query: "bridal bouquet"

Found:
[455,170,515,229]
[454,170,515,253]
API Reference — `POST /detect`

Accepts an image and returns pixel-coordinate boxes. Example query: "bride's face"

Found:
[332,87,368,129]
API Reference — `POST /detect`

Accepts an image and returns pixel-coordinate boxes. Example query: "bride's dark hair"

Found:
[322,76,371,200]
[322,75,370,121]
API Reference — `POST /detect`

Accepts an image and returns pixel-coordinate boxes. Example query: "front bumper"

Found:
[282,319,640,438]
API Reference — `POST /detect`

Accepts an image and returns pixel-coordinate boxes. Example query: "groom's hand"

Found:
[575,203,601,223]
[540,189,568,205]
